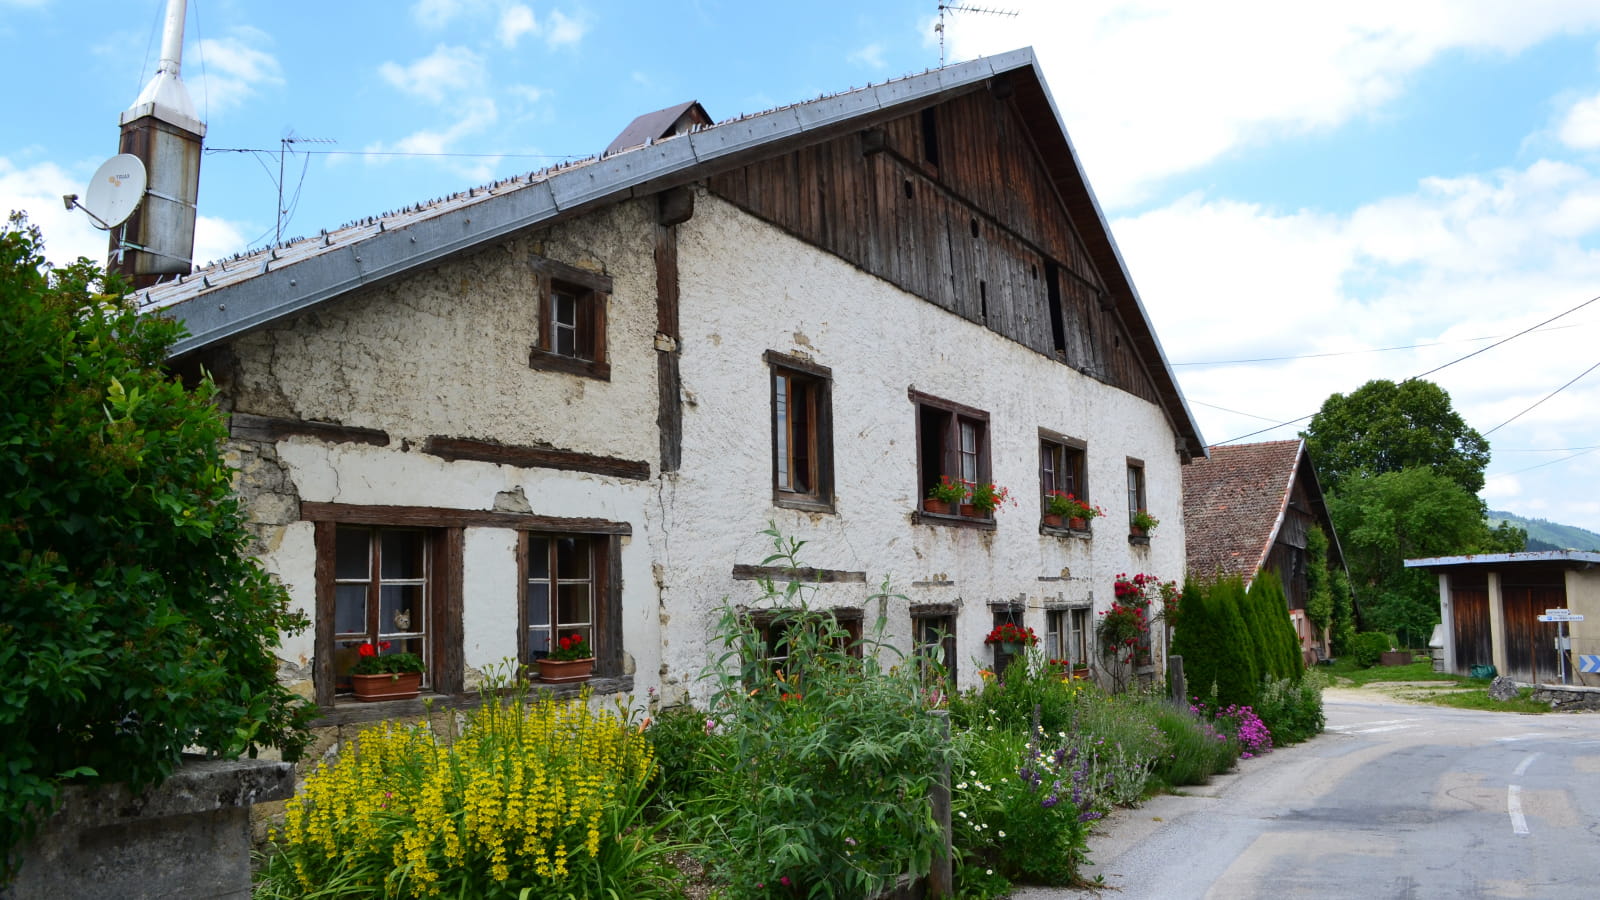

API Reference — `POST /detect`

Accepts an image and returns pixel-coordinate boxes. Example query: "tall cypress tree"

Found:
[1170,580,1215,704]
[1211,577,1259,708]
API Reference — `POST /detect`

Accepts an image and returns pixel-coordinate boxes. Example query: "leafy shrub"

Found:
[951,725,1097,890]
[1147,705,1238,789]
[949,649,1094,738]
[1351,632,1394,668]
[688,528,951,899]
[645,704,728,806]
[257,677,674,898]
[0,218,312,880]
[1254,674,1326,745]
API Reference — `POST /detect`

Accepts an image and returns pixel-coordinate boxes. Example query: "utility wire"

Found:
[1172,324,1580,367]
[1481,359,1600,436]
[1491,445,1600,477]
[1208,292,1600,446]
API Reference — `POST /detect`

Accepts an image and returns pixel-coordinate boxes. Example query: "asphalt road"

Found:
[1015,686,1600,900]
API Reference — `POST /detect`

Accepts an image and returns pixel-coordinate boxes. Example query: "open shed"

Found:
[1405,551,1600,684]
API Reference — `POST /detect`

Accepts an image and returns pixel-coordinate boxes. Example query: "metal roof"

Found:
[136,47,1205,454]
[1405,551,1600,569]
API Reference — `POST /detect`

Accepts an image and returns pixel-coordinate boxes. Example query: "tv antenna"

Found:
[936,4,1019,66]
[274,133,336,245]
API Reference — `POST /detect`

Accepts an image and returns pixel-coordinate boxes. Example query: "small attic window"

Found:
[920,108,941,168]
[528,255,613,381]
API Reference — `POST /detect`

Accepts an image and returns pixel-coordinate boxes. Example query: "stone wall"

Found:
[4,758,294,900]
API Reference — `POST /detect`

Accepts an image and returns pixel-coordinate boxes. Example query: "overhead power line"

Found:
[1481,359,1600,437]
[1207,292,1600,447]
[1171,324,1582,367]
[206,147,588,161]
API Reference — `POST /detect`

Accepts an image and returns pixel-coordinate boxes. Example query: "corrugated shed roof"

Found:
[1182,439,1304,581]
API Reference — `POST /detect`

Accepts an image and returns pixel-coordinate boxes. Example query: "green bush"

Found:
[0,218,312,880]
[950,648,1090,738]
[951,725,1096,890]
[686,528,951,899]
[1351,632,1394,668]
[1148,704,1238,789]
[1254,673,1326,745]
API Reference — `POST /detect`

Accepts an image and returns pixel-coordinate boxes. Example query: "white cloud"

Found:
[1558,91,1600,149]
[192,215,251,266]
[507,84,548,104]
[543,9,586,48]
[944,1,1600,208]
[1114,153,1600,526]
[0,156,112,266]
[499,4,538,48]
[850,42,887,70]
[411,0,480,29]
[191,27,284,114]
[363,98,500,180]
[379,45,487,104]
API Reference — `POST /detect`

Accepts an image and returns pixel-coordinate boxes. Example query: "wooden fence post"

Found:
[1169,654,1187,709]
[928,708,953,898]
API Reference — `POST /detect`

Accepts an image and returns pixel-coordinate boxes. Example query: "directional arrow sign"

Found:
[1580,655,1600,674]
[1537,611,1584,622]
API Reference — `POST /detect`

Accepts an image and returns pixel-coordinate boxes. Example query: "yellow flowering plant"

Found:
[256,669,679,898]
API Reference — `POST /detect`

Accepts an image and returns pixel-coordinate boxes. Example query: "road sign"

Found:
[1580,656,1600,674]
[1538,611,1585,622]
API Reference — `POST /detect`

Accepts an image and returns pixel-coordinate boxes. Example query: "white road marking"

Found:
[1513,753,1541,777]
[1326,721,1416,735]
[1508,784,1530,835]
[1495,733,1549,743]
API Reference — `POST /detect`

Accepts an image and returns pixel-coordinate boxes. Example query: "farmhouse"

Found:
[1182,439,1346,663]
[137,48,1204,723]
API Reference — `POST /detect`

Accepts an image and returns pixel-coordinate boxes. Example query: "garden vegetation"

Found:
[0,218,312,883]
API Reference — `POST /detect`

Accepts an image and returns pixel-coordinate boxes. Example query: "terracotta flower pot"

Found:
[959,503,978,517]
[923,498,952,515]
[351,671,422,702]
[538,656,595,684]
[1130,526,1147,538]
[1042,513,1063,528]
[1068,516,1088,531]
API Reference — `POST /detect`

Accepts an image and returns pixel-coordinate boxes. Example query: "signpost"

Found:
[1537,609,1585,685]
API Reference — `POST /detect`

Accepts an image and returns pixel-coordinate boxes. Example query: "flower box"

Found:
[538,657,595,683]
[351,671,422,702]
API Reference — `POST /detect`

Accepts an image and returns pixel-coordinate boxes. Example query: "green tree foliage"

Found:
[1170,580,1216,702]
[1245,572,1303,681]
[1303,378,1490,495]
[1305,526,1334,635]
[0,218,313,879]
[1209,577,1259,708]
[1329,564,1356,656]
[1328,467,1502,648]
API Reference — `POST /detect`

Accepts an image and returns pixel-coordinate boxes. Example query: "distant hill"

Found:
[1488,510,1600,552]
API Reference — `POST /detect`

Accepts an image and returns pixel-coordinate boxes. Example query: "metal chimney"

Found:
[110,0,205,286]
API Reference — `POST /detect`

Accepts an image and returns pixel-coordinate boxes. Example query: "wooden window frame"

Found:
[1039,430,1088,528]
[911,388,992,525]
[314,520,464,706]
[1069,607,1090,665]
[528,255,613,381]
[329,525,435,694]
[1126,459,1147,530]
[517,532,622,679]
[767,351,835,512]
[748,608,864,673]
[912,611,956,688]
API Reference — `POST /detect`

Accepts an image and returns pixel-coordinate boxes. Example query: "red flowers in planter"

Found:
[356,641,393,657]
[983,622,1038,646]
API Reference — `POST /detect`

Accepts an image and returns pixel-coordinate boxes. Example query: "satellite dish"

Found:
[81,154,147,230]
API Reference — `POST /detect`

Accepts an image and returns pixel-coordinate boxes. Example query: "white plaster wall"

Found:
[226,201,661,462]
[658,191,1189,698]
[227,200,666,699]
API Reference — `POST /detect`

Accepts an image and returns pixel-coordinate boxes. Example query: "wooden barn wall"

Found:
[705,89,1160,406]
[1266,542,1309,610]
[1500,567,1565,683]
[1449,572,1492,672]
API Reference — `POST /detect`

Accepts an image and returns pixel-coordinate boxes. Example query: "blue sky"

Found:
[6,0,1600,535]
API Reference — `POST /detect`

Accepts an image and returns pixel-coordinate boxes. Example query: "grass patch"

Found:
[1425,687,1551,715]
[1323,658,1459,686]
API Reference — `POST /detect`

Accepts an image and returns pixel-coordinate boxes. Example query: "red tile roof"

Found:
[1182,439,1304,581]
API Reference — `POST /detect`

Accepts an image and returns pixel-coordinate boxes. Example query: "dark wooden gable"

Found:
[706,86,1160,406]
